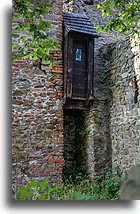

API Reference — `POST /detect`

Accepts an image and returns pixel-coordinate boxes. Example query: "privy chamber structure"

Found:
[63,12,104,179]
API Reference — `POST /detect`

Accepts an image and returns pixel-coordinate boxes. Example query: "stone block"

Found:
[119,164,140,200]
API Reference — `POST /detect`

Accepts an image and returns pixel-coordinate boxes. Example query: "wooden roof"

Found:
[63,12,100,37]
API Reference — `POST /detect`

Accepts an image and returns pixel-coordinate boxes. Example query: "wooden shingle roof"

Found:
[63,12,100,37]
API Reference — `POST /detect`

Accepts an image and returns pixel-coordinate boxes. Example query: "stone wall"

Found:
[12,0,140,189]
[63,34,140,178]
[12,0,64,188]
[102,35,140,173]
[63,0,140,178]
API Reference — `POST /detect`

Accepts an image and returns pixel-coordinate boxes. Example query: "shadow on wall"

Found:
[63,110,88,179]
[62,42,112,180]
[62,34,139,180]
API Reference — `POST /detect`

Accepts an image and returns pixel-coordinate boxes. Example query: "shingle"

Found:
[63,12,100,37]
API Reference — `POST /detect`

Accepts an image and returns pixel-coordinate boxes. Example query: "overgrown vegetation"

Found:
[96,0,140,36]
[12,0,59,62]
[12,178,57,200]
[13,167,127,200]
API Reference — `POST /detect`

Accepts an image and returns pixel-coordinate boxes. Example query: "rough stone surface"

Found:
[63,0,140,178]
[12,0,140,189]
[12,0,64,189]
[103,35,140,174]
[119,164,140,200]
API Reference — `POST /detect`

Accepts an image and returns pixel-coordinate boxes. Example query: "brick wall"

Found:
[12,0,140,189]
[12,0,64,189]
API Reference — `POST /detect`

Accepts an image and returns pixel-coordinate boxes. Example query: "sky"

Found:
[0,0,139,213]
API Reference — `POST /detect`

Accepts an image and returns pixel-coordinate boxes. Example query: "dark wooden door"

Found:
[72,39,88,99]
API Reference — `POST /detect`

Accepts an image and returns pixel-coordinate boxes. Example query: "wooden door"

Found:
[72,38,88,99]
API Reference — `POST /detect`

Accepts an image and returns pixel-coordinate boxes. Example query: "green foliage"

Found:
[13,167,127,200]
[71,190,92,200]
[76,128,89,140]
[63,166,87,183]
[50,172,121,200]
[96,0,140,36]
[12,0,59,62]
[12,178,57,200]
[101,166,126,198]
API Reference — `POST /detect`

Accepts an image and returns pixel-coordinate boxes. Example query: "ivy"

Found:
[12,0,59,62]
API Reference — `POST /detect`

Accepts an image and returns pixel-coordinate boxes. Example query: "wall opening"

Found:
[63,110,88,180]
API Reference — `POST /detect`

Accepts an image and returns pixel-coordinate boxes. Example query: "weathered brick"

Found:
[12,0,64,188]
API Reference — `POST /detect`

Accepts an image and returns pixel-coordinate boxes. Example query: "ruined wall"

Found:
[63,0,140,178]
[12,0,139,189]
[12,0,64,188]
[102,35,140,173]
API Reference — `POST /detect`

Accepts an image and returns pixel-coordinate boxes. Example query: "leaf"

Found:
[12,44,17,49]
[19,191,30,200]
[45,3,53,8]
[18,180,37,192]
[40,178,49,190]
[102,12,107,18]
[97,3,103,9]
[37,194,46,200]
[37,187,56,200]
[28,180,37,188]
[12,33,19,38]
[23,55,30,59]
[47,187,57,193]
[45,49,50,55]
[13,14,20,20]
[71,189,92,200]
[49,61,53,68]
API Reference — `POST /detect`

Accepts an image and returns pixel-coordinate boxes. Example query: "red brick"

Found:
[54,141,63,144]
[15,60,27,63]
[25,148,32,152]
[54,160,65,163]
[48,95,59,98]
[29,89,42,92]
[12,0,64,188]
[48,157,54,164]
[55,78,63,81]
[30,164,41,168]
[56,18,62,21]
[51,70,63,73]
[42,110,48,114]
[53,53,62,57]
[58,93,63,96]
[44,82,55,86]
[25,114,34,117]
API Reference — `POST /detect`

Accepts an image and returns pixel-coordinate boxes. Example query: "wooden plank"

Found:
[71,35,88,99]
[64,31,95,109]
[72,88,86,98]
[72,74,87,85]
[67,34,73,98]
[63,29,68,104]
[86,38,94,104]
